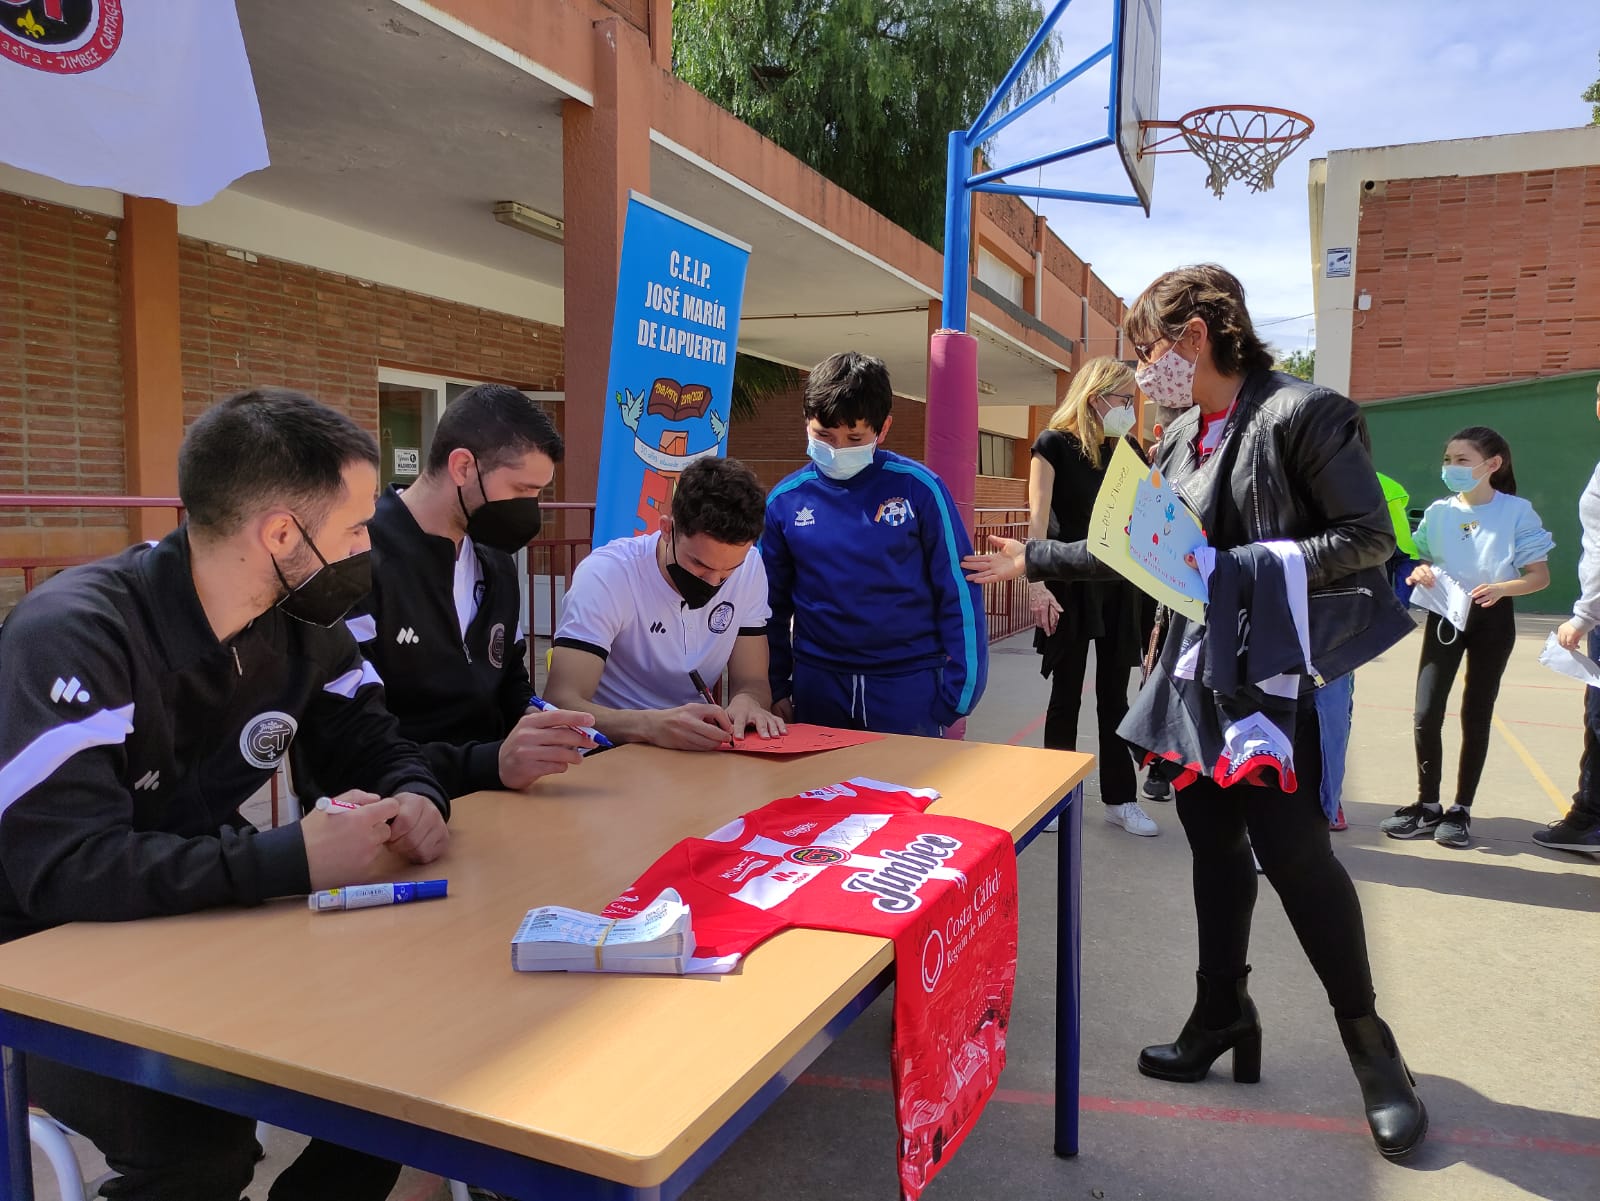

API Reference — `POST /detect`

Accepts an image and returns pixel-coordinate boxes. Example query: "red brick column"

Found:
[120,196,183,538]
[561,17,653,505]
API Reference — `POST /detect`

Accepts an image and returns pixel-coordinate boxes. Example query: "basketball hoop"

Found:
[1138,105,1315,198]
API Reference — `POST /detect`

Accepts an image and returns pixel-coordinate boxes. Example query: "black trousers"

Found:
[1572,627,1600,823]
[27,1056,401,1201]
[1413,602,1517,808]
[1174,705,1377,1019]
[1044,634,1138,807]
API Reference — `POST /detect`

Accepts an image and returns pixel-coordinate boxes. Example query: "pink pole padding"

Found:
[925,329,979,534]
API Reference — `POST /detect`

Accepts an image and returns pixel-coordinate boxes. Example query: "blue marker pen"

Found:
[527,695,613,752]
[308,881,447,912]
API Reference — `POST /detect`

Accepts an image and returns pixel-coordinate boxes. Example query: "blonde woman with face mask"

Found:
[1026,357,1158,837]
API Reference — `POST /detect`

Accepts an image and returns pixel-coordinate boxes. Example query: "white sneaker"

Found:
[1105,801,1159,837]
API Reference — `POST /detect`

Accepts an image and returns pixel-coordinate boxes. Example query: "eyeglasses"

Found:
[1131,339,1163,365]
[1102,392,1135,403]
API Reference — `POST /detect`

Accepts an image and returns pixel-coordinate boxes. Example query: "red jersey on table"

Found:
[603,777,1020,1199]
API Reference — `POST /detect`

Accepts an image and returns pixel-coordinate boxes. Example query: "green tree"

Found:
[673,0,1059,248]
[730,352,802,421]
[1584,52,1600,124]
[1275,348,1315,381]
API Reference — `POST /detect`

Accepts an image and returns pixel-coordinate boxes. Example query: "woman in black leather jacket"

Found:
[965,264,1426,1160]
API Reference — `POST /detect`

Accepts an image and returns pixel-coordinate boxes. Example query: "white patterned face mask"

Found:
[1135,343,1198,409]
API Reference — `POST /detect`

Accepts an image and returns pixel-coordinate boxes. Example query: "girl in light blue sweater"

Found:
[1382,426,1553,849]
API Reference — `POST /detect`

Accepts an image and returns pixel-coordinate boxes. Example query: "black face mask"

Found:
[667,531,723,610]
[458,463,543,553]
[273,518,371,628]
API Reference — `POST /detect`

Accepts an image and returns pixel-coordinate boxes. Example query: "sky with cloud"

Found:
[988,0,1600,358]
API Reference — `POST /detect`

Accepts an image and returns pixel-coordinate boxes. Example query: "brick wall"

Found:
[974,475,1026,510]
[178,240,564,429]
[1088,275,1123,326]
[1349,165,1600,401]
[726,378,929,491]
[0,192,126,522]
[979,192,1037,261]
[596,0,650,32]
[0,193,128,612]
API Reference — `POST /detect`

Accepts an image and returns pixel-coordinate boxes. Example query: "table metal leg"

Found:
[1,1044,33,1201]
[1053,783,1082,1157]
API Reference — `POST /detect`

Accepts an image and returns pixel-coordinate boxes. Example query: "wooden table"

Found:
[0,737,1090,1200]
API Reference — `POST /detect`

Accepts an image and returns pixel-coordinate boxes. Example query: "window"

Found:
[977,248,1026,308]
[978,432,1016,478]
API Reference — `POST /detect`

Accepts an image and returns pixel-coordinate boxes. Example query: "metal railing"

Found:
[973,508,1034,642]
[0,495,184,595]
[521,503,596,692]
[2,496,1035,649]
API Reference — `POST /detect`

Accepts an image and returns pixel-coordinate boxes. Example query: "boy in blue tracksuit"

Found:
[761,351,987,736]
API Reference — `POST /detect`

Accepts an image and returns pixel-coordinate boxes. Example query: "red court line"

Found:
[1006,714,1046,745]
[797,1073,1600,1158]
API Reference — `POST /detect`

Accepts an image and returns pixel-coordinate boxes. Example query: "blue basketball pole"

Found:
[926,0,1153,1157]
[938,0,1144,338]
[927,0,1146,538]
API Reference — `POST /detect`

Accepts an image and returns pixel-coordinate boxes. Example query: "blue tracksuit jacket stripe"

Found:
[882,459,982,714]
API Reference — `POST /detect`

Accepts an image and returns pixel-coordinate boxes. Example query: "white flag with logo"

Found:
[0,1,267,206]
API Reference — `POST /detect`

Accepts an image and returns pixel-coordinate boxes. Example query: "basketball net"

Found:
[1139,105,1315,198]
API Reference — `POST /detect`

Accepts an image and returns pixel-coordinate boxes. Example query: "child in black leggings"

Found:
[1383,427,1552,848]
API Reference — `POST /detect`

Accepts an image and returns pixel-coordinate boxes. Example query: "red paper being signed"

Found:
[724,723,886,755]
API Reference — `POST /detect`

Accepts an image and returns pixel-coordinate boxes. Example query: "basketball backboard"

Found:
[1115,0,1162,214]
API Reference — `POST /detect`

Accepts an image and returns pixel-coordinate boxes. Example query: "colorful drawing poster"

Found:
[1085,439,1207,621]
[592,194,751,547]
[1127,472,1209,608]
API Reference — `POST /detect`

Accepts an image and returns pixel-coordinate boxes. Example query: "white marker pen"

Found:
[308,880,448,912]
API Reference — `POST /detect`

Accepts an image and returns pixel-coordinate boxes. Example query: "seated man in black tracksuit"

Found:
[0,388,449,1201]
[346,383,595,797]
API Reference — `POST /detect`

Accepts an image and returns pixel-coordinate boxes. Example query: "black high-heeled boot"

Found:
[1337,1014,1428,1159]
[1138,968,1262,1083]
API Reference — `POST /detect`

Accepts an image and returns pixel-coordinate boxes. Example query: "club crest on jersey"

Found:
[843,832,962,913]
[239,711,298,770]
[786,845,847,866]
[487,623,506,669]
[875,497,912,527]
[0,1,124,74]
[799,782,858,801]
[707,600,735,634]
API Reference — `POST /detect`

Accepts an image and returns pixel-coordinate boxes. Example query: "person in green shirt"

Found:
[1377,472,1421,604]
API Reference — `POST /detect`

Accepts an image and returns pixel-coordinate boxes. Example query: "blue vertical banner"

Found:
[592,194,751,548]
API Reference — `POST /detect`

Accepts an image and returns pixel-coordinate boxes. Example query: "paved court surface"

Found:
[26,617,1600,1201]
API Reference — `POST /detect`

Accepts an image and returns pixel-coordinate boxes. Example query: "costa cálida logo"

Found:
[1,1,123,74]
[843,832,963,913]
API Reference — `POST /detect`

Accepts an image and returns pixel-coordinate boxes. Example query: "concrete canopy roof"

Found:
[234,2,570,292]
[232,1,1072,408]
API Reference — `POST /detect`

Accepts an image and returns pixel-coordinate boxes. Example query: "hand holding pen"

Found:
[687,671,786,743]
[498,697,608,790]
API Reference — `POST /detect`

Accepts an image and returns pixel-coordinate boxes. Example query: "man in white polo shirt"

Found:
[547,457,784,750]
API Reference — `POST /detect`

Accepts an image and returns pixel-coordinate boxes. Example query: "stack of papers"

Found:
[511,888,694,974]
[1410,569,1472,632]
